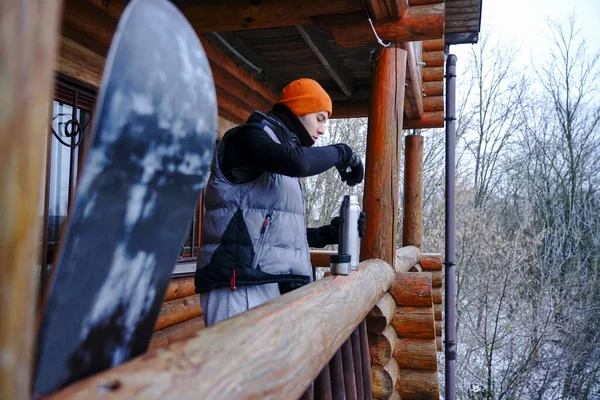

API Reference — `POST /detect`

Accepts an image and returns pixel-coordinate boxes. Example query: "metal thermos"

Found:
[338,195,361,271]
[330,253,351,276]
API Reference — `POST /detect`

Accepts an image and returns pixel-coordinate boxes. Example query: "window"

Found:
[39,75,202,298]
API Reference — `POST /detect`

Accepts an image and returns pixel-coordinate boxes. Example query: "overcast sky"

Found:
[449,0,600,74]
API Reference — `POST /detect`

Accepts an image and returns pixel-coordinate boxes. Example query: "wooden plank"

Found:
[390,272,432,307]
[402,135,424,247]
[361,48,406,266]
[56,36,105,88]
[211,63,273,112]
[47,259,396,400]
[423,81,443,96]
[183,0,363,33]
[62,0,117,55]
[215,87,254,124]
[295,25,354,98]
[394,338,437,370]
[1,0,63,398]
[317,4,445,47]
[403,112,444,129]
[154,295,202,332]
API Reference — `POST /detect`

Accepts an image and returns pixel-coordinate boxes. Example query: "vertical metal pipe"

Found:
[341,338,357,400]
[330,349,345,400]
[350,327,364,399]
[444,50,457,400]
[314,363,332,400]
[358,320,372,399]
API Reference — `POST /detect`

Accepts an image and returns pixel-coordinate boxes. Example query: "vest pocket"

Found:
[251,213,272,270]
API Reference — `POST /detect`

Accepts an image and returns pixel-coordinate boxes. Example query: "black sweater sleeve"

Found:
[230,127,345,177]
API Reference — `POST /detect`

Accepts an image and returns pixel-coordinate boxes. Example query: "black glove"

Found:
[335,144,364,187]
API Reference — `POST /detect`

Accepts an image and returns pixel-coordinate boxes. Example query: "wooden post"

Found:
[361,47,407,266]
[402,135,424,248]
[0,1,63,398]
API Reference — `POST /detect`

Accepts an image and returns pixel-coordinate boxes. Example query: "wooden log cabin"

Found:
[1,0,482,399]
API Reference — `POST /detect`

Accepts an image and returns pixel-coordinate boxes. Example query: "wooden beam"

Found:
[47,258,397,400]
[423,96,444,112]
[295,25,354,98]
[1,0,63,398]
[402,41,425,120]
[367,293,400,334]
[204,32,284,93]
[423,51,444,67]
[148,318,205,352]
[154,295,202,332]
[420,254,442,271]
[332,100,369,119]
[394,338,437,370]
[369,324,398,366]
[200,37,279,105]
[393,307,435,339]
[62,0,117,55]
[423,81,443,96]
[423,38,445,52]
[163,276,196,302]
[211,63,273,112]
[403,112,444,129]
[402,135,424,247]
[390,272,431,307]
[372,358,400,400]
[317,4,445,48]
[56,37,105,88]
[183,0,363,33]
[365,0,409,19]
[361,48,406,265]
[422,66,443,82]
[396,370,439,399]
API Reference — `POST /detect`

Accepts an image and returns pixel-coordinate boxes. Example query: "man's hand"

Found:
[335,144,364,187]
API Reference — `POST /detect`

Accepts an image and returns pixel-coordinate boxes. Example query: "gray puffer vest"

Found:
[194,112,312,293]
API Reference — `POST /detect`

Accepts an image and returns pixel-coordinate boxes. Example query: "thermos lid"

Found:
[330,253,351,263]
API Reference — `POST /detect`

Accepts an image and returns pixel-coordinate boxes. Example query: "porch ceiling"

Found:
[57,0,483,128]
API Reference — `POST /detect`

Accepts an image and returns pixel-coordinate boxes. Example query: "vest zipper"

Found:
[251,213,272,270]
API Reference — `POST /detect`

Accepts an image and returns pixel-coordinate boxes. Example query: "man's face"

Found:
[298,111,328,143]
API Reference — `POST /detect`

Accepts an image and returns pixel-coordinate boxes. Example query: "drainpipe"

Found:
[444,48,457,400]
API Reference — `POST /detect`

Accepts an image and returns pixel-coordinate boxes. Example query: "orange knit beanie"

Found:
[278,78,333,117]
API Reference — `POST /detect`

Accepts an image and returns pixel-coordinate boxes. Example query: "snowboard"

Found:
[34,0,217,394]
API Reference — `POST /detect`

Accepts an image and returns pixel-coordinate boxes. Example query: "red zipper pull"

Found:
[230,269,237,291]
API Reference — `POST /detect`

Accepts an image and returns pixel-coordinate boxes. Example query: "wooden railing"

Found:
[47,246,422,399]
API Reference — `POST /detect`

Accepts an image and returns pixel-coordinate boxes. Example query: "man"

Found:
[195,78,365,327]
